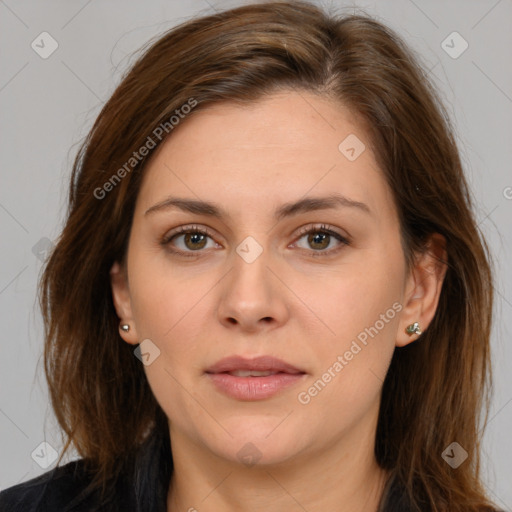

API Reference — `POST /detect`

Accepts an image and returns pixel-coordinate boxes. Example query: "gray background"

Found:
[0,0,511,508]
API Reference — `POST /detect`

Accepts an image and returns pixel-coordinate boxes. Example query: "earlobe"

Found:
[110,261,139,344]
[396,233,447,347]
[405,321,422,336]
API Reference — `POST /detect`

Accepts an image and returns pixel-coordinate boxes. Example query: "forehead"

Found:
[136,90,395,222]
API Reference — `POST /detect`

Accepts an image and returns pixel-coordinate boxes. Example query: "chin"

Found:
[206,423,306,467]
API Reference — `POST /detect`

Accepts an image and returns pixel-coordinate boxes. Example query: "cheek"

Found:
[127,244,214,340]
[315,255,403,344]
[127,269,210,427]
[304,251,403,400]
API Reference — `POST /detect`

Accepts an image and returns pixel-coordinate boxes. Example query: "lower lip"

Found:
[206,372,306,400]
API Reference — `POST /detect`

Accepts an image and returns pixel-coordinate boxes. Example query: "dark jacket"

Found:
[0,427,172,511]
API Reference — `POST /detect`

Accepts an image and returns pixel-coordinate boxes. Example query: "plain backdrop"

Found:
[0,0,511,508]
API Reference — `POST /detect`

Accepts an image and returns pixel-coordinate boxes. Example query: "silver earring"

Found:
[405,322,422,336]
[120,323,130,332]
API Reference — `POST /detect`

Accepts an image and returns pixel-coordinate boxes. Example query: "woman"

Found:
[0,1,501,511]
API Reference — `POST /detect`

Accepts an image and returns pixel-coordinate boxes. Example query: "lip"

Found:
[205,355,307,401]
[205,355,305,374]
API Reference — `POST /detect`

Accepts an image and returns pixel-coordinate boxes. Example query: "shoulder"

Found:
[0,425,172,512]
[378,472,505,512]
[0,459,107,512]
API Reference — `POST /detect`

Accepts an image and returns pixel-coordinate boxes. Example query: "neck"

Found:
[166,417,390,512]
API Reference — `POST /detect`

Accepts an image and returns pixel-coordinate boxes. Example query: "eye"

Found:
[161,224,219,257]
[161,223,350,258]
[292,224,350,257]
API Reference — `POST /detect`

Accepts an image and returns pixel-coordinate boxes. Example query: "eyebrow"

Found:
[144,193,371,219]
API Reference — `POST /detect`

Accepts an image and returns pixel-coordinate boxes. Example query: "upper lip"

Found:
[206,355,305,374]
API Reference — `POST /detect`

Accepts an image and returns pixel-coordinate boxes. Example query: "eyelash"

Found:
[160,223,350,259]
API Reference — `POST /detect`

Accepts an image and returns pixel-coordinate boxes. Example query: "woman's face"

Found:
[111,90,423,467]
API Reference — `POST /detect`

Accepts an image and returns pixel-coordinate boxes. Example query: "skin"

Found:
[110,90,446,512]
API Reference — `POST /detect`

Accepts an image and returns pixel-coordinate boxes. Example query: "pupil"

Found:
[309,232,328,249]
[185,233,206,250]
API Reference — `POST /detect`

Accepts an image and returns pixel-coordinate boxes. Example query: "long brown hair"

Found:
[40,2,497,510]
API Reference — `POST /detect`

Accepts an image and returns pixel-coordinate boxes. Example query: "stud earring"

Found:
[405,322,422,336]
[120,323,130,332]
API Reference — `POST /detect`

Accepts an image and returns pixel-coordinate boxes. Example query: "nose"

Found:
[216,247,290,333]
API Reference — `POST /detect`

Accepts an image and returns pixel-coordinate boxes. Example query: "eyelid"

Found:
[161,224,218,243]
[293,223,350,243]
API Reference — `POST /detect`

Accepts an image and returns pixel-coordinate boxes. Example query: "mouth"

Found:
[205,355,306,401]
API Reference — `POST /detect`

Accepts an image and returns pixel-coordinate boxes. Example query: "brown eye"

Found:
[182,232,208,250]
[161,225,218,257]
[293,224,350,257]
[306,232,331,250]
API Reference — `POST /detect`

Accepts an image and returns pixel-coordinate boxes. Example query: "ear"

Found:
[396,233,448,347]
[110,261,140,345]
